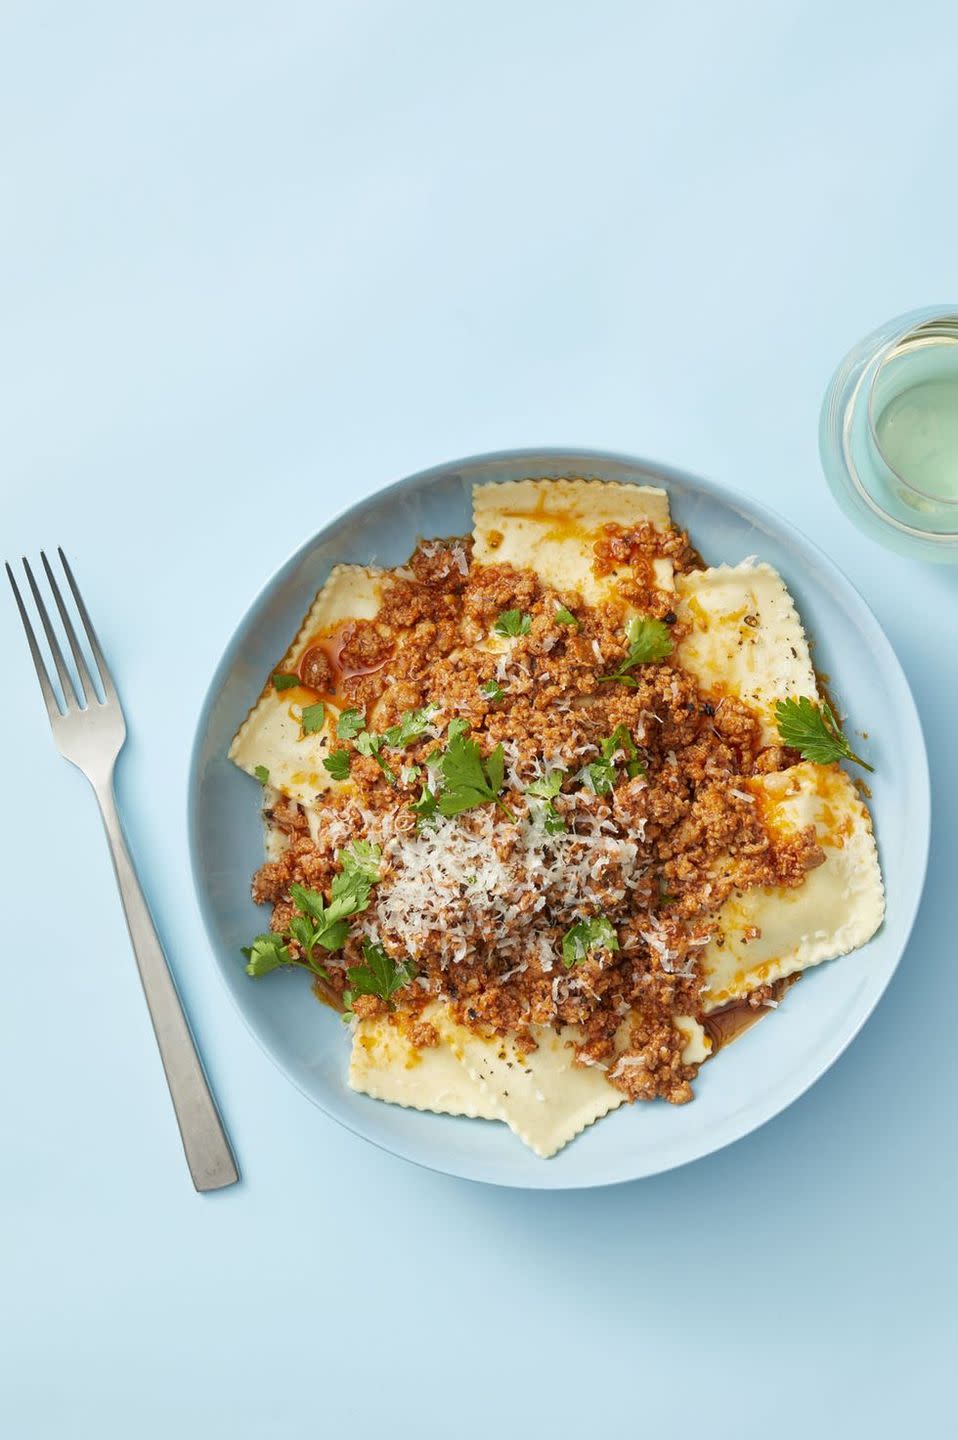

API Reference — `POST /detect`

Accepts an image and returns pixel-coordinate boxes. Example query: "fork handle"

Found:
[93,777,239,1191]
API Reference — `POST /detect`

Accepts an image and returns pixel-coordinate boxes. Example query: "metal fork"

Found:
[6,549,238,1192]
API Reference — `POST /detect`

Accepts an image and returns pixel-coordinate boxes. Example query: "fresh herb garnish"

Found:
[542,805,567,834]
[526,769,565,800]
[243,854,377,981]
[289,871,371,954]
[411,785,439,826]
[272,672,299,691]
[301,701,326,735]
[480,679,504,702]
[437,731,514,821]
[600,616,673,684]
[494,609,532,638]
[243,827,382,988]
[561,916,620,968]
[339,839,382,884]
[253,765,270,785]
[400,764,421,785]
[382,704,438,748]
[553,604,579,628]
[526,769,567,833]
[337,708,366,741]
[446,717,469,742]
[323,749,351,780]
[242,932,291,976]
[354,729,397,784]
[347,940,416,1009]
[775,696,874,772]
[585,725,645,795]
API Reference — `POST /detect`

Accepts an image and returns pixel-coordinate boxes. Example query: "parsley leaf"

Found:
[339,839,381,884]
[272,672,299,691]
[243,850,382,982]
[242,933,291,976]
[542,804,567,835]
[382,704,438,748]
[301,701,326,735]
[400,764,421,785]
[480,679,504,702]
[323,749,351,780]
[340,989,355,1023]
[347,940,416,1009]
[411,785,439,827]
[494,609,532,638]
[437,731,514,820]
[354,729,397,784]
[446,717,469,742]
[585,725,645,795]
[337,708,366,741]
[562,916,620,968]
[525,769,567,832]
[553,604,579,628]
[253,765,270,785]
[526,768,565,800]
[600,615,673,684]
[775,696,874,772]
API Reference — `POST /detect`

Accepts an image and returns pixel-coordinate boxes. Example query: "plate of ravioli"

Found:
[190,449,929,1187]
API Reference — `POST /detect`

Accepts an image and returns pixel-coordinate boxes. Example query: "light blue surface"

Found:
[3,1,957,1433]
[190,446,928,1187]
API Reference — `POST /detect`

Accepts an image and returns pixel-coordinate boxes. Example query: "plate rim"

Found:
[187,445,930,1189]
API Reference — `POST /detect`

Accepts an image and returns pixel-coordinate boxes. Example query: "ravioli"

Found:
[675,561,818,746]
[229,564,384,805]
[701,762,885,1010]
[349,1005,501,1121]
[472,478,674,607]
[349,1002,711,1157]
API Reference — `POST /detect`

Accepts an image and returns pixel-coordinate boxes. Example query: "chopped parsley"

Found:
[585,725,645,795]
[480,679,504,702]
[272,672,299,691]
[553,604,579,628]
[526,768,567,833]
[600,615,673,684]
[346,940,416,1010]
[339,839,381,884]
[253,765,270,785]
[775,696,874,772]
[322,749,351,780]
[561,916,620,968]
[242,933,291,976]
[437,730,514,821]
[301,701,326,735]
[382,704,438,748]
[336,708,366,741]
[494,609,532,638]
[542,805,567,835]
[354,729,397,784]
[411,785,439,827]
[525,769,565,801]
[242,855,379,980]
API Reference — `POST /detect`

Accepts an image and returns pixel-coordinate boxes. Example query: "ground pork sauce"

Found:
[252,523,824,1105]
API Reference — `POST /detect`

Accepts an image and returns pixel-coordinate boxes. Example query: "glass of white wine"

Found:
[821,307,958,560]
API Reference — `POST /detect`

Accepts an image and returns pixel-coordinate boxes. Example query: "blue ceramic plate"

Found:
[189,448,929,1188]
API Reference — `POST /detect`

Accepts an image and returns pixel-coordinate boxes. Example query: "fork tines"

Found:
[6,549,115,719]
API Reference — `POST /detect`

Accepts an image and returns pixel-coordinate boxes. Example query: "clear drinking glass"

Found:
[820,306,958,561]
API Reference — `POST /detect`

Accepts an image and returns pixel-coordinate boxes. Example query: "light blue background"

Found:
[2,2,955,1435]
